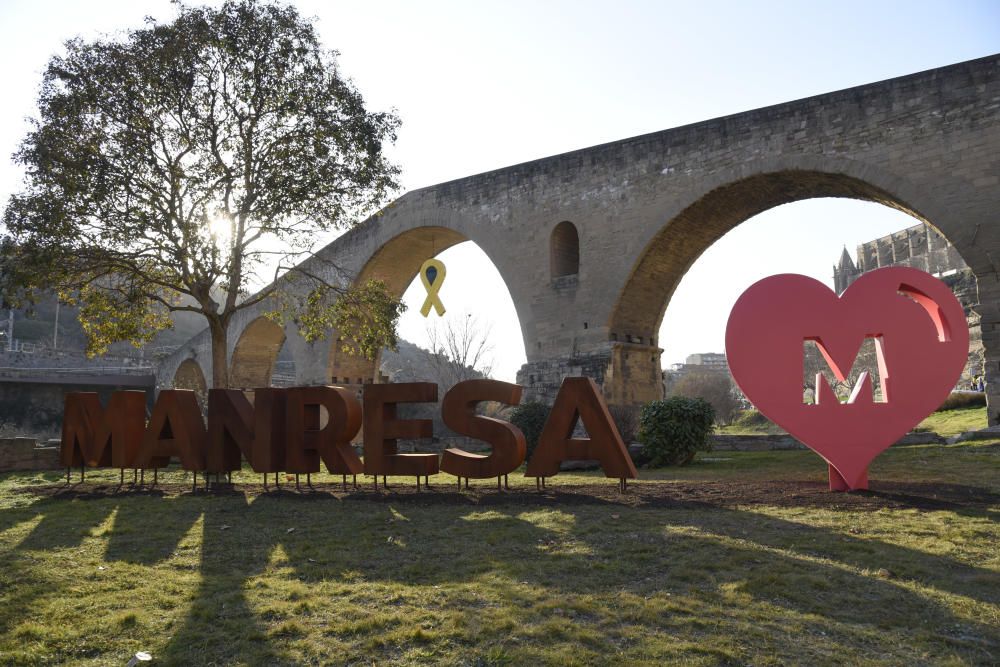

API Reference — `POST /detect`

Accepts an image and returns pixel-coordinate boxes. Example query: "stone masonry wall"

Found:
[0,437,60,472]
[834,222,985,382]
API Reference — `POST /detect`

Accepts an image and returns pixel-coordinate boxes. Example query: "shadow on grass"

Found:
[4,481,998,663]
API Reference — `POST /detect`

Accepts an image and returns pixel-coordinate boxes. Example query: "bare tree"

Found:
[671,370,741,424]
[426,313,494,387]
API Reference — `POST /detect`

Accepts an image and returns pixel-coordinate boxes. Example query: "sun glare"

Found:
[207,214,233,245]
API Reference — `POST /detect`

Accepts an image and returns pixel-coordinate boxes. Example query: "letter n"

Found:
[206,388,287,474]
[525,377,638,481]
[206,389,254,473]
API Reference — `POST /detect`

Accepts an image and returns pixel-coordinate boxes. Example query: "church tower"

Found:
[833,246,859,294]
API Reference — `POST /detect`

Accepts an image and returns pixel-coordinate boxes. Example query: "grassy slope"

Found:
[0,444,997,666]
[721,406,987,438]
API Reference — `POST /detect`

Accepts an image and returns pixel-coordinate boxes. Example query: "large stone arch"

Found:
[604,160,983,408]
[229,316,287,389]
[172,357,208,401]
[155,329,212,392]
[327,225,523,386]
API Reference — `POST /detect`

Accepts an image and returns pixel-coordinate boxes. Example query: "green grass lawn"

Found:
[1,443,998,665]
[914,407,989,438]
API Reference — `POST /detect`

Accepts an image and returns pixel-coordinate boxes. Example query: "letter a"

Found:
[525,377,637,480]
[137,390,207,471]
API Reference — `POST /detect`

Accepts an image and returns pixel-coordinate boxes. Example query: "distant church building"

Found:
[832,222,982,382]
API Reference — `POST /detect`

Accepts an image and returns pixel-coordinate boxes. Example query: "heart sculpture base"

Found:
[828,464,866,492]
[726,267,969,492]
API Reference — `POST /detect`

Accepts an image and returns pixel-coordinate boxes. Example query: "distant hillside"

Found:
[4,291,223,357]
[380,339,483,385]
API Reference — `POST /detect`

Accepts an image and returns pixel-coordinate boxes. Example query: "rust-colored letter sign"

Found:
[363,383,440,479]
[61,391,146,469]
[206,389,255,473]
[440,379,526,479]
[251,388,289,473]
[726,267,969,491]
[525,377,638,480]
[286,386,363,476]
[137,390,207,471]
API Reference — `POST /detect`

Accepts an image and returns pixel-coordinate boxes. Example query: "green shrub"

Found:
[639,397,715,467]
[938,391,986,411]
[509,401,550,461]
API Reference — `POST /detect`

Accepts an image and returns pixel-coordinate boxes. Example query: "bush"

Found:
[639,397,715,467]
[509,401,550,461]
[937,391,987,411]
[671,371,740,424]
[607,404,640,443]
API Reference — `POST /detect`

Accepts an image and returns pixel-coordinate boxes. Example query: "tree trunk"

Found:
[209,319,229,389]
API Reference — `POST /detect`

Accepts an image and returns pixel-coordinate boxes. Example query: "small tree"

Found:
[672,371,740,424]
[639,397,715,467]
[2,1,402,388]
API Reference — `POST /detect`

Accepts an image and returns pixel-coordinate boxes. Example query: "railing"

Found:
[0,365,154,378]
[0,340,153,359]
[1,340,44,354]
[270,373,297,387]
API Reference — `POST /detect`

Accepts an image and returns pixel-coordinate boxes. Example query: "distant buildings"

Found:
[832,221,982,382]
[663,352,731,396]
[681,352,728,371]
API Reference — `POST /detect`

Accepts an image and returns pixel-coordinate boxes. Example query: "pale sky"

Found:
[1,1,998,381]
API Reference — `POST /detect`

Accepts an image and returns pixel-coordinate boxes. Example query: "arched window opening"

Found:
[173,358,207,397]
[550,221,579,278]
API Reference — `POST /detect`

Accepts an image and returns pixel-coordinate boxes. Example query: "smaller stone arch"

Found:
[173,358,207,403]
[230,317,286,389]
[550,221,580,279]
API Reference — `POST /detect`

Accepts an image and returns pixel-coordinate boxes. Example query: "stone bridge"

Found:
[158,54,1000,421]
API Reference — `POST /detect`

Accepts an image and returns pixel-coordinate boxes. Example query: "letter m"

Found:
[61,391,146,469]
[807,335,889,405]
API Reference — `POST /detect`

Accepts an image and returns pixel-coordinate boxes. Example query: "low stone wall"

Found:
[0,437,60,472]
[710,434,805,451]
[709,431,945,452]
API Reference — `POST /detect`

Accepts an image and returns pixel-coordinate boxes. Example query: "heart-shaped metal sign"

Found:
[725,267,969,491]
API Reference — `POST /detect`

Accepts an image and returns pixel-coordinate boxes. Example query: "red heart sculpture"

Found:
[725,267,968,491]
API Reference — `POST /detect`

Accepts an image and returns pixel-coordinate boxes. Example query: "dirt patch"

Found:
[22,478,999,513]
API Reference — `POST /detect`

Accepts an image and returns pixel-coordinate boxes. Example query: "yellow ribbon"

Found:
[419,258,446,317]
